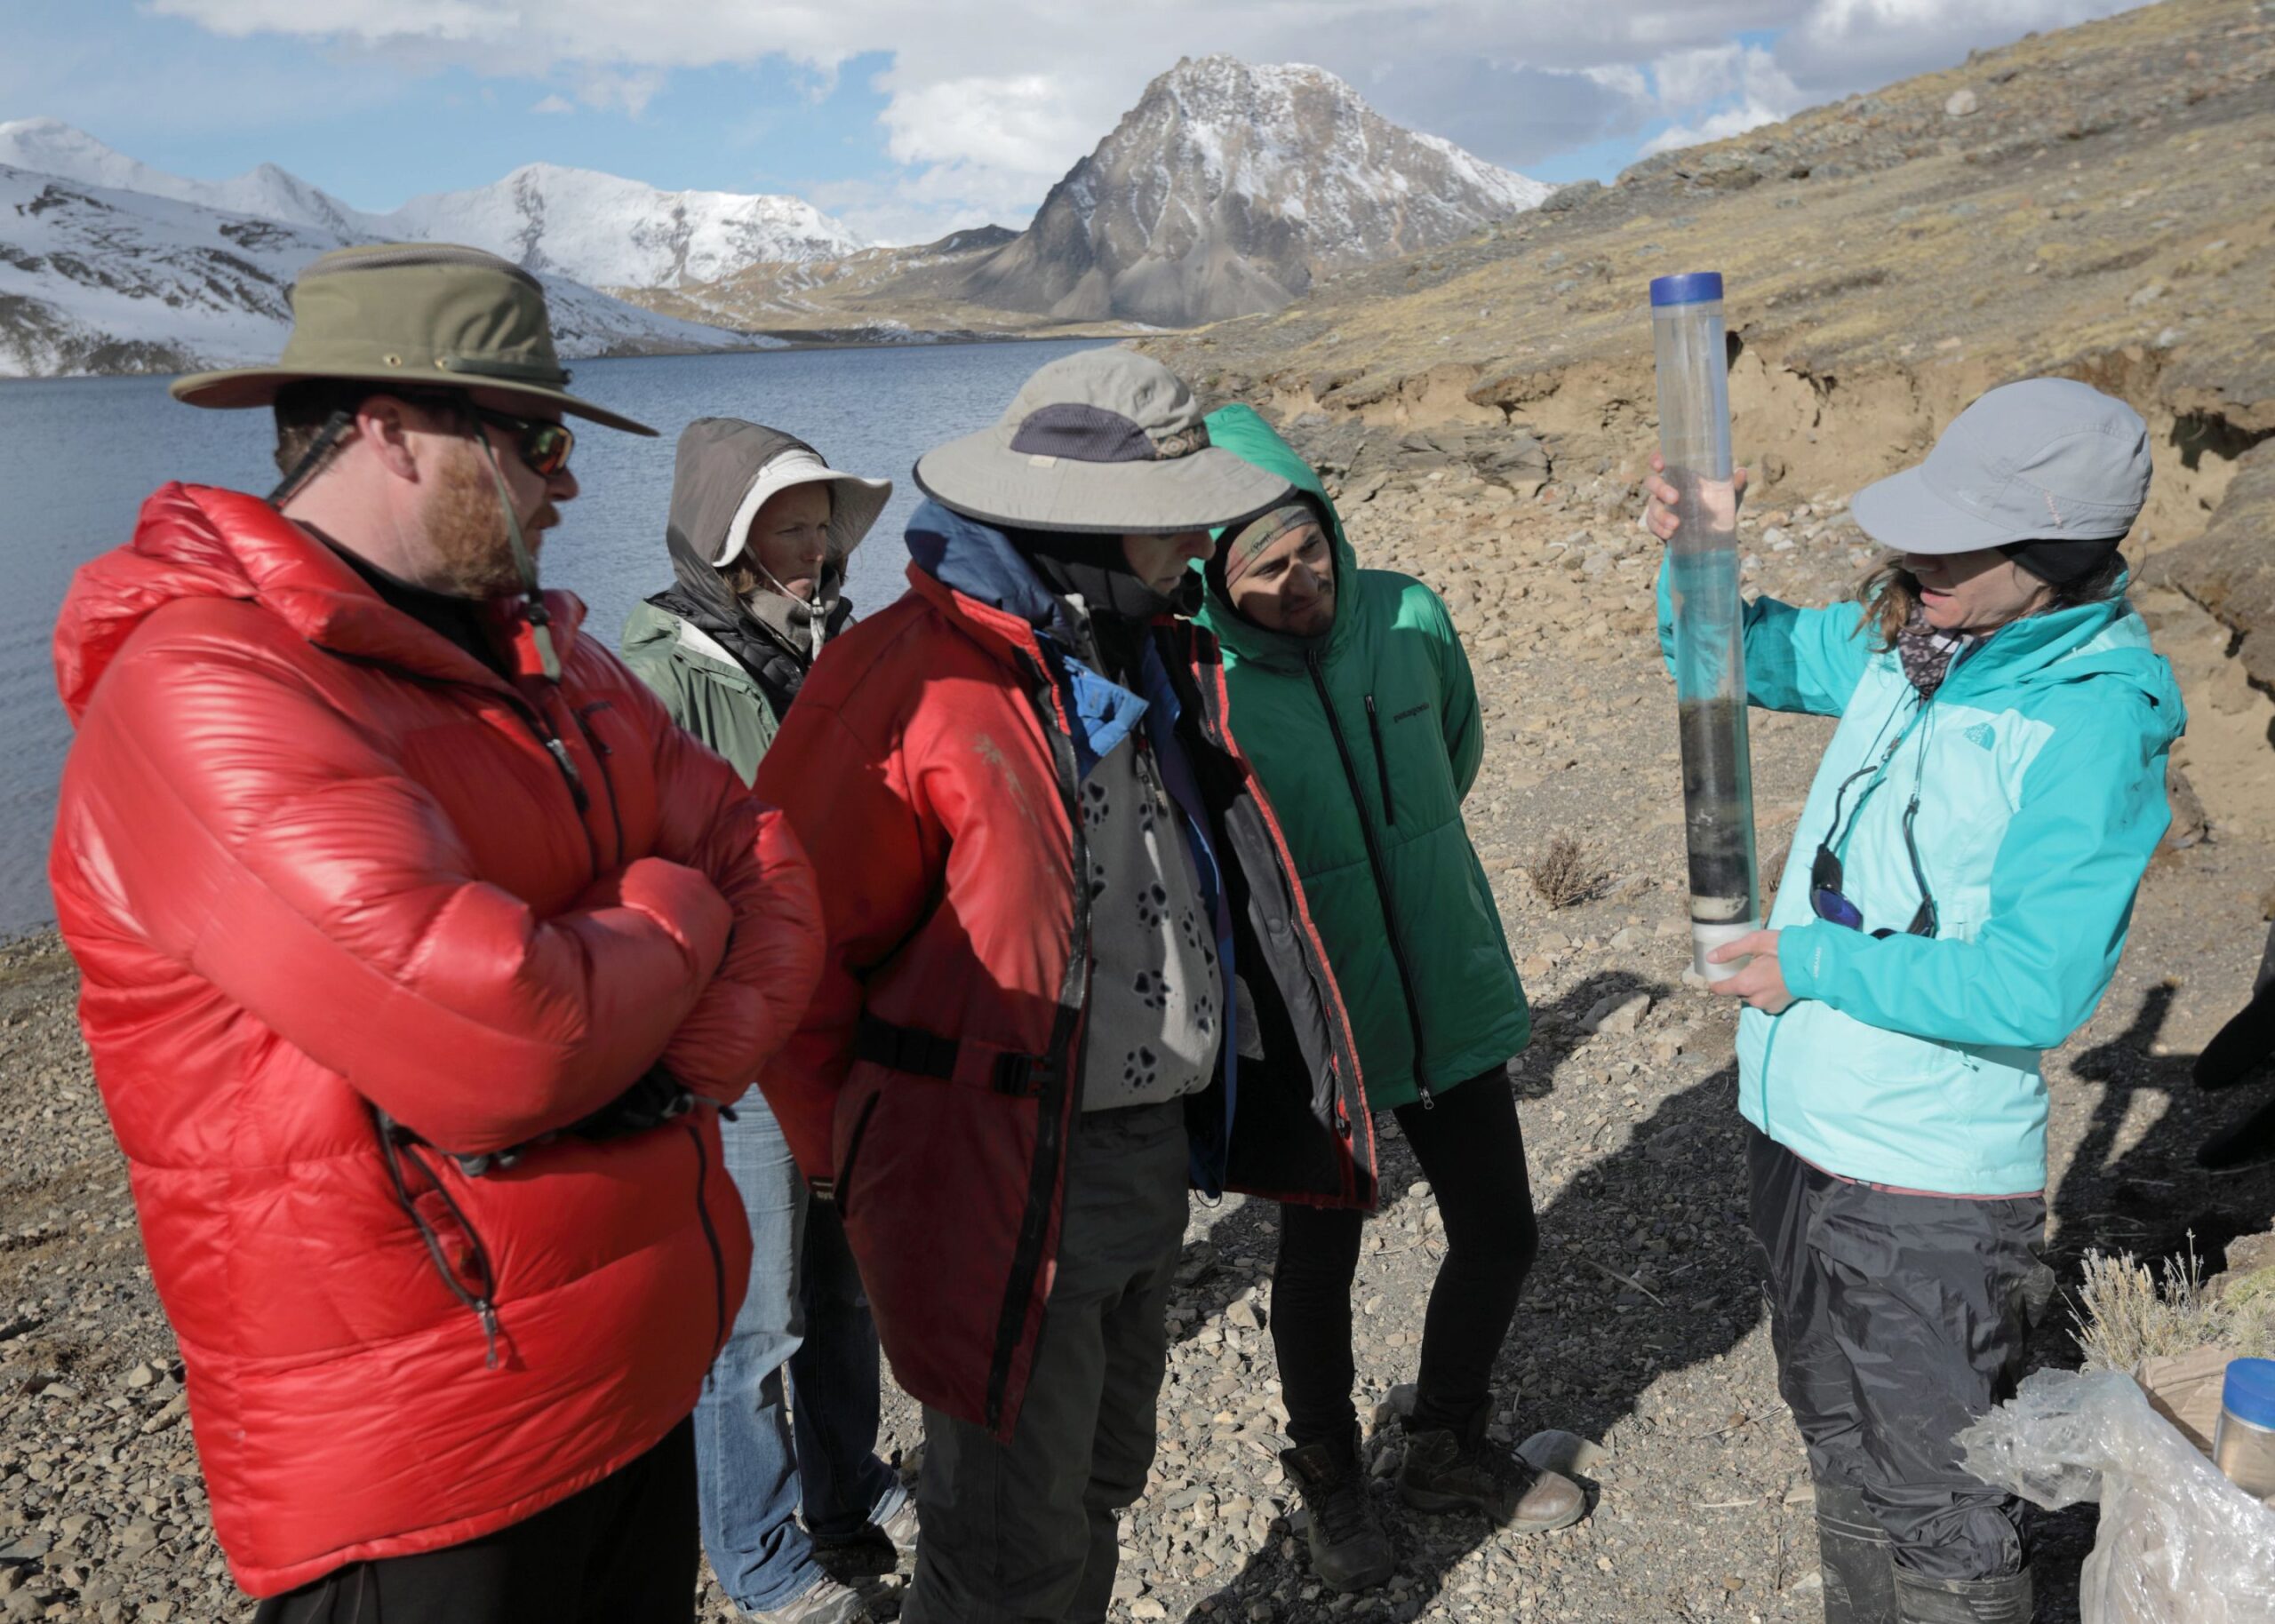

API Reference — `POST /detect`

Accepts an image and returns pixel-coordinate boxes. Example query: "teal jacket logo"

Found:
[1964,722,1998,750]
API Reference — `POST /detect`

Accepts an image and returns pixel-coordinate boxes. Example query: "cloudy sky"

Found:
[11,0,2150,244]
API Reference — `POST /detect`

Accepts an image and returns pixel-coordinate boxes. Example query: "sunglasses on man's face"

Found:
[467,404,575,478]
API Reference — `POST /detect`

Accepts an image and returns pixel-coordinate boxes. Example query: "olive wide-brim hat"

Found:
[171,243,657,436]
[914,348,1289,534]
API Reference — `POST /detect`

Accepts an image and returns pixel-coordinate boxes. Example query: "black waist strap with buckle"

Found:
[856,1014,1053,1099]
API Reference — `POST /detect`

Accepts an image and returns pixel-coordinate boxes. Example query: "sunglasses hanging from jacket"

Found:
[1808,702,1940,940]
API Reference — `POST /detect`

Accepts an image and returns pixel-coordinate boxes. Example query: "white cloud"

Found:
[132,0,2158,232]
[148,0,520,44]
[1640,103,1782,155]
[875,72,1101,181]
[1777,0,2151,91]
[571,66,665,116]
[1635,40,1805,154]
[530,92,575,115]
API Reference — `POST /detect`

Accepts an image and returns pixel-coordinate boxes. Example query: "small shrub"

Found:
[2072,1241,2275,1371]
[1530,833,1605,910]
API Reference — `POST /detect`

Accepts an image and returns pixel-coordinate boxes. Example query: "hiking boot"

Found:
[1813,1481,1898,1624]
[1399,1409,1587,1532]
[876,1495,920,1555]
[812,1494,919,1581]
[753,1575,873,1624]
[1279,1430,1396,1593]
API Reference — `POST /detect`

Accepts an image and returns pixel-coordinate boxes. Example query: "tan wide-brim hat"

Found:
[914,347,1289,534]
[171,242,657,436]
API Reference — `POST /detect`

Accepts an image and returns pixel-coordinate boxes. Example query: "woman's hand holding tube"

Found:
[1707,929,1792,1014]
[1643,451,1748,543]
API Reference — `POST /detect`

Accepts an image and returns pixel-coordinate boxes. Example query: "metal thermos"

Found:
[2214,1356,2275,1500]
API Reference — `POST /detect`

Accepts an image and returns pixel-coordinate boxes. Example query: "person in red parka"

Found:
[48,243,824,1623]
[753,349,1378,1624]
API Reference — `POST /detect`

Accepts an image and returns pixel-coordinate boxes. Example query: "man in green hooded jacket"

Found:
[1195,405,1584,1592]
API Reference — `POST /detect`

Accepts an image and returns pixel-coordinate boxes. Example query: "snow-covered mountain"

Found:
[384,164,864,290]
[0,118,365,235]
[958,56,1553,327]
[0,121,865,291]
[0,162,760,380]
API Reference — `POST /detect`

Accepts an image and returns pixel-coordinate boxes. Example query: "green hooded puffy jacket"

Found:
[1197,404,1529,1111]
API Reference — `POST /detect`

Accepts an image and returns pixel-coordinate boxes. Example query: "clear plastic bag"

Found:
[1958,1369,2275,1624]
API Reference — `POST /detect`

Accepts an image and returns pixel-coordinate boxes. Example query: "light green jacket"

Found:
[619,603,779,784]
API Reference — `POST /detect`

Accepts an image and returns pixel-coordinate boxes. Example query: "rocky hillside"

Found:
[1142,0,2275,848]
[618,224,1147,344]
[0,163,751,378]
[953,55,1550,327]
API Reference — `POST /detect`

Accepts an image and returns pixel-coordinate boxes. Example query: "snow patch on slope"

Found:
[0,161,761,380]
[0,121,865,291]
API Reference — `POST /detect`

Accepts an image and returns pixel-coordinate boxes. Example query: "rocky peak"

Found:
[956,55,1547,327]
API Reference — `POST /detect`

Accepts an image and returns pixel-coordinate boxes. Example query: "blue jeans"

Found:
[697,1096,905,1612]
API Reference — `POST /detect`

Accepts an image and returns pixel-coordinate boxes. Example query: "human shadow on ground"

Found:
[1173,968,1804,1623]
[1175,972,2275,1624]
[1163,968,1667,1352]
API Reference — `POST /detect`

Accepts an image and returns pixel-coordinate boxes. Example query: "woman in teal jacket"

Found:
[1198,405,1581,1594]
[1648,378,2184,1624]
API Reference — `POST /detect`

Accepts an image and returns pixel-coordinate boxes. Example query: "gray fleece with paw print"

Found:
[1076,687,1224,1111]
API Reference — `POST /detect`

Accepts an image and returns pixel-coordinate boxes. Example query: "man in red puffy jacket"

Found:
[48,243,823,1622]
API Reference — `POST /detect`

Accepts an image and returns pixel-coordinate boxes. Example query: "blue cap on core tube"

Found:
[1650,272,1725,306]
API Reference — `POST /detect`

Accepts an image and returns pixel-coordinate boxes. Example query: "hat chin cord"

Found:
[472,422,562,681]
[267,409,356,509]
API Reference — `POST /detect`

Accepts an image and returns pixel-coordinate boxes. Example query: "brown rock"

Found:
[2148,443,2275,691]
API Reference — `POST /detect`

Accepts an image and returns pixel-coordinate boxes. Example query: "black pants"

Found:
[905,1099,1190,1624]
[252,1418,698,1624]
[1272,1070,1539,1448]
[1748,1126,2055,1582]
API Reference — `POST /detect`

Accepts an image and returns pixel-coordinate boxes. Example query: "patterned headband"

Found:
[1223,503,1320,585]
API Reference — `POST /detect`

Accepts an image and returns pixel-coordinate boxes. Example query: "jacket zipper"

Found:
[567,702,626,871]
[984,654,1094,1434]
[1307,650,1432,1107]
[685,1120,729,1360]
[1364,695,1396,828]
[371,659,610,878]
[376,1115,503,1368]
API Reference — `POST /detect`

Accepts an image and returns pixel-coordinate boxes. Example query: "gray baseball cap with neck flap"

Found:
[1851,378,2150,556]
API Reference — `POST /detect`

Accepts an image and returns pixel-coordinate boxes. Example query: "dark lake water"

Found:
[0,338,1107,938]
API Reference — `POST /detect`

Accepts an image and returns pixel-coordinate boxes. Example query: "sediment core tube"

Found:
[1651,272,1760,982]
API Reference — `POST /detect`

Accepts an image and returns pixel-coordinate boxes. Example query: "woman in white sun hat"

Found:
[1645,377,2185,1624]
[623,420,905,1624]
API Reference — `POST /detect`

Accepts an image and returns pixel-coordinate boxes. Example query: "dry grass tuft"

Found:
[2072,1242,2275,1371]
[1530,833,1607,911]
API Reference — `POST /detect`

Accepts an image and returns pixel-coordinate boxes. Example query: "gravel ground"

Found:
[4,425,2271,1622]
